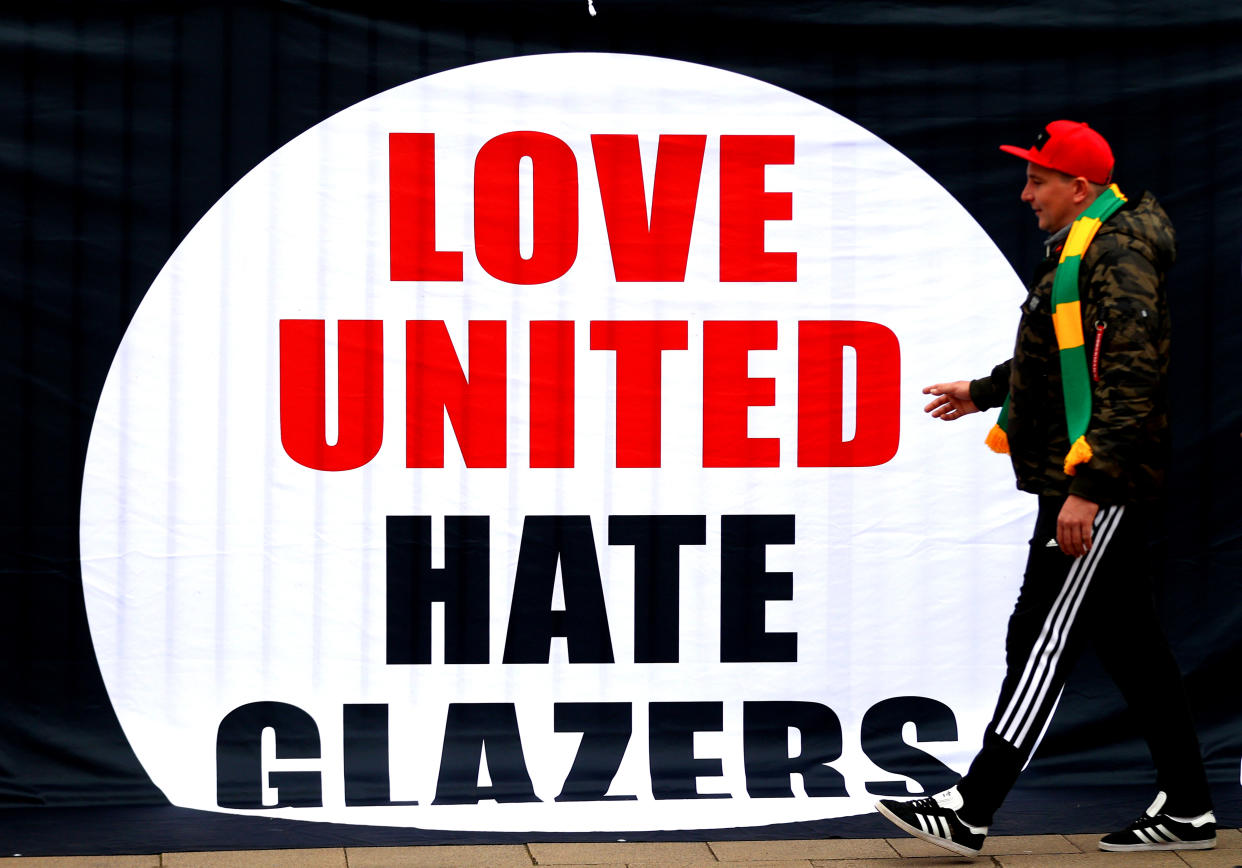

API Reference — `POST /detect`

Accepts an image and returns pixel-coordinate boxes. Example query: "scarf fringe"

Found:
[1063,435,1093,475]
[985,424,1010,454]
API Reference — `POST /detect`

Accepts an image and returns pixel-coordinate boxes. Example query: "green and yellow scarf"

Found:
[985,184,1127,475]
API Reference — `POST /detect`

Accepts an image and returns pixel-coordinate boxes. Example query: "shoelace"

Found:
[1124,813,1165,830]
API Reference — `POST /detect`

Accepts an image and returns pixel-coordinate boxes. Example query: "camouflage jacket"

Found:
[969,191,1174,504]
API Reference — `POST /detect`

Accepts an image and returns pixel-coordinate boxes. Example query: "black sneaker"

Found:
[875,786,988,857]
[1099,791,1216,852]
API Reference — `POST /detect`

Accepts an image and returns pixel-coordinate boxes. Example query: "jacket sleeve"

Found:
[1068,245,1166,503]
[969,360,1011,411]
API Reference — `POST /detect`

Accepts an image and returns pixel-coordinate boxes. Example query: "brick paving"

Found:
[2,829,1240,867]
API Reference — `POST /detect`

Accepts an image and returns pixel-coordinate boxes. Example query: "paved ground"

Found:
[2,829,1240,868]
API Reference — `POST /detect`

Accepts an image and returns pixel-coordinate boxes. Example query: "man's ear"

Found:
[1072,176,1092,205]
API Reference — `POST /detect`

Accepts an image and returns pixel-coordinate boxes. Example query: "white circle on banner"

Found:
[80,53,1030,831]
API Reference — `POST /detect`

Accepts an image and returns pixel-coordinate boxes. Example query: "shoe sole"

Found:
[874,800,981,857]
[1099,839,1215,852]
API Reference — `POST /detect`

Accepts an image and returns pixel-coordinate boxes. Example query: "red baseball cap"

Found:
[1000,120,1114,185]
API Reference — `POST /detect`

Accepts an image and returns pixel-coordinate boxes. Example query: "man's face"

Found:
[1020,164,1081,233]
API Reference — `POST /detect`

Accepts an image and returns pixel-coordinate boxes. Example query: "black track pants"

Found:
[954,495,1211,826]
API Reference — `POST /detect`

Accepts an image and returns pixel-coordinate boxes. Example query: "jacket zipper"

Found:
[1091,321,1106,381]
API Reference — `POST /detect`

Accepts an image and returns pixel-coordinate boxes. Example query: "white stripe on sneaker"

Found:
[1155,824,1179,842]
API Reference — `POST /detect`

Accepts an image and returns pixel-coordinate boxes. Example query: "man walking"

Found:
[874,120,1214,856]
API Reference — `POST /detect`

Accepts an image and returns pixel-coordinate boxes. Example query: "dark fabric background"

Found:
[2,0,1240,853]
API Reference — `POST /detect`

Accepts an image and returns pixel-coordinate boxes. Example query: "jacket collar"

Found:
[1043,222,1072,260]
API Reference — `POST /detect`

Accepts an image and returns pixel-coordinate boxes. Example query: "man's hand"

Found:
[923,381,979,420]
[1057,494,1099,558]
